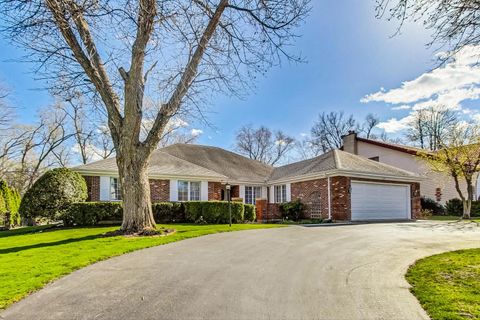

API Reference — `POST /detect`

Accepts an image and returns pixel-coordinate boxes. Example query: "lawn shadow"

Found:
[0,234,105,254]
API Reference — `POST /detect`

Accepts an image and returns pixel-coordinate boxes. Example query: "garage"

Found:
[351,181,411,221]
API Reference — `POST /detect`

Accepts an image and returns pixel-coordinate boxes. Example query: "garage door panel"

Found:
[351,182,410,220]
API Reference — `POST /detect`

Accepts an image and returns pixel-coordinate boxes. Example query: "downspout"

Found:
[327,175,332,220]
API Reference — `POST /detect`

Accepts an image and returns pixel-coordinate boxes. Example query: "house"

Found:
[74,144,422,221]
[341,131,477,203]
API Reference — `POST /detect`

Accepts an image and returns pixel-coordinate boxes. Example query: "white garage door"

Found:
[351,182,411,221]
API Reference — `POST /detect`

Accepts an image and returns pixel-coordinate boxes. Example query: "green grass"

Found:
[428,216,480,223]
[0,223,283,309]
[429,215,463,221]
[406,248,480,320]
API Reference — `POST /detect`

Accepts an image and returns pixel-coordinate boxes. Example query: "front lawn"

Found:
[0,223,282,309]
[428,216,480,223]
[406,248,480,320]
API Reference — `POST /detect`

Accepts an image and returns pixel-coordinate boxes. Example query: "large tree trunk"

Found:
[117,151,156,233]
[463,180,474,220]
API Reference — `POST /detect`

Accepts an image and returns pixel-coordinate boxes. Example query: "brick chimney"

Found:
[342,130,358,154]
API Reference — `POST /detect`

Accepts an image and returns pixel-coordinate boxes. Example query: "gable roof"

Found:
[74,144,420,183]
[161,144,273,183]
[269,149,420,182]
[355,137,423,155]
[73,150,227,180]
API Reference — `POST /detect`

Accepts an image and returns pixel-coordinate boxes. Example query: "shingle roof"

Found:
[74,144,420,183]
[269,149,420,182]
[74,150,227,179]
[161,144,273,183]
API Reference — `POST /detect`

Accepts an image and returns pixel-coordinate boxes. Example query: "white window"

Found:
[178,181,201,201]
[190,181,201,201]
[110,177,122,201]
[274,185,287,203]
[245,186,262,205]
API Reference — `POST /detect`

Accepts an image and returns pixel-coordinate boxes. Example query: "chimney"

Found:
[342,130,358,154]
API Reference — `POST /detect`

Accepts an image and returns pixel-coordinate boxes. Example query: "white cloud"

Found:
[377,115,415,133]
[364,45,480,132]
[362,45,480,107]
[391,105,411,111]
[190,128,203,137]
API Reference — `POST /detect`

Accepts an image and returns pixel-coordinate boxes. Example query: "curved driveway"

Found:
[2,221,480,320]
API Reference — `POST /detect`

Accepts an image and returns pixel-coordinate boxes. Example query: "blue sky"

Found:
[2,0,478,150]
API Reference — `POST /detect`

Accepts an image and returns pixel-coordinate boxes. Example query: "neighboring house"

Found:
[74,144,422,221]
[341,131,477,203]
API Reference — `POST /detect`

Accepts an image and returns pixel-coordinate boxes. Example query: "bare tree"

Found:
[0,0,310,233]
[62,97,95,165]
[407,107,457,151]
[0,83,14,130]
[376,0,480,54]
[0,105,73,192]
[310,112,356,153]
[358,113,379,139]
[235,125,295,165]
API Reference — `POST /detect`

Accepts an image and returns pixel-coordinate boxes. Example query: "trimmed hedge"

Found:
[244,204,256,222]
[20,168,88,222]
[63,201,254,226]
[152,202,185,222]
[184,201,244,224]
[63,202,123,226]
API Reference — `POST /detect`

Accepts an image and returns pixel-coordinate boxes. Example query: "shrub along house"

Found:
[74,144,422,221]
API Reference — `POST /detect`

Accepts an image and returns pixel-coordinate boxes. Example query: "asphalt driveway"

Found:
[2,221,480,320]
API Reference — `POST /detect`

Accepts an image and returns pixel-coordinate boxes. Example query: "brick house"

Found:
[74,144,422,221]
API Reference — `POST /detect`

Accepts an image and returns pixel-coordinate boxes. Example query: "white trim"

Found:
[327,176,331,220]
[286,183,291,202]
[169,179,178,201]
[239,185,245,203]
[269,186,275,203]
[201,181,208,201]
[99,176,110,201]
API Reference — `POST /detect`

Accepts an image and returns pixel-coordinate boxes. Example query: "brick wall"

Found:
[291,178,329,219]
[411,182,421,219]
[255,200,281,222]
[83,176,100,201]
[149,179,170,201]
[208,182,223,200]
[330,176,351,220]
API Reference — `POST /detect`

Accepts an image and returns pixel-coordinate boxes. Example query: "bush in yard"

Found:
[444,198,480,217]
[63,202,123,226]
[279,199,305,221]
[420,197,445,215]
[0,180,21,226]
[445,198,463,216]
[184,201,244,223]
[244,204,256,222]
[152,202,185,223]
[19,168,88,222]
[0,192,6,225]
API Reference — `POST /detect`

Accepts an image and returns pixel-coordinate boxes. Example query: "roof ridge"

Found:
[153,150,228,178]
[332,149,341,170]
[163,143,275,169]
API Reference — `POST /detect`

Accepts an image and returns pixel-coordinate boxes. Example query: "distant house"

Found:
[341,131,478,203]
[74,144,422,221]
